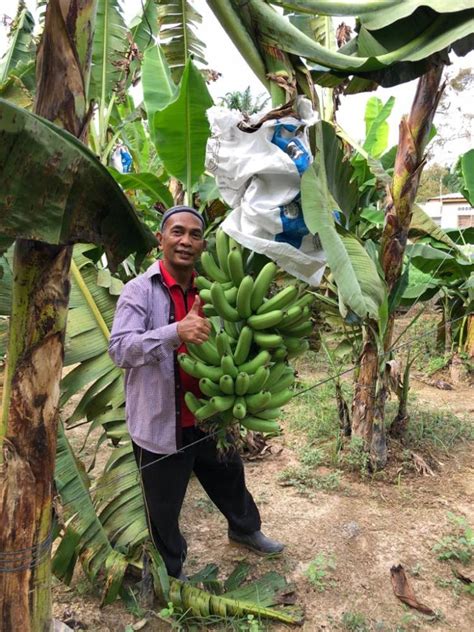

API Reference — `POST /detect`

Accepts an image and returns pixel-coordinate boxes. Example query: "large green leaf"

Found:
[0,4,35,84]
[407,243,474,280]
[248,1,474,73]
[89,0,127,102]
[409,204,463,253]
[0,99,156,269]
[142,44,178,115]
[54,422,129,605]
[157,0,207,81]
[363,96,394,158]
[150,59,213,191]
[129,0,159,54]
[301,159,386,320]
[459,149,474,206]
[109,169,174,208]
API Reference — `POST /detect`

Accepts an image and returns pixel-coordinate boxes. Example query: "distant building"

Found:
[420,194,474,229]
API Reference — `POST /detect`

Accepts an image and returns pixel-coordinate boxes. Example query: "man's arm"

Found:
[109,281,180,369]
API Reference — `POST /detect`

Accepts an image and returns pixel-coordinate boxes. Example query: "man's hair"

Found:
[160,206,205,231]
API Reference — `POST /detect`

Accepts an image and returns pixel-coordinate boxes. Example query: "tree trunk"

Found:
[0,1,96,629]
[351,67,444,464]
[466,314,474,358]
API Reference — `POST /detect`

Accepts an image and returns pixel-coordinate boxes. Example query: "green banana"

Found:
[264,361,287,389]
[247,365,270,394]
[187,341,221,366]
[215,330,233,357]
[269,370,295,393]
[240,416,280,434]
[223,319,240,339]
[178,354,223,381]
[232,326,253,366]
[269,388,293,408]
[253,332,284,349]
[232,396,247,420]
[215,228,230,277]
[287,340,309,359]
[199,288,212,303]
[221,354,238,379]
[219,374,235,395]
[282,336,302,353]
[225,285,238,305]
[250,261,277,311]
[254,407,281,421]
[235,372,250,396]
[203,304,218,317]
[238,349,271,374]
[201,251,229,283]
[195,400,219,422]
[278,306,311,332]
[236,275,254,319]
[245,390,272,412]
[195,276,212,291]
[287,321,313,337]
[199,378,222,398]
[227,247,245,287]
[228,236,241,252]
[184,391,202,415]
[247,310,284,331]
[294,292,315,310]
[271,346,288,360]
[210,395,235,412]
[210,282,241,322]
[278,305,303,329]
[256,285,298,315]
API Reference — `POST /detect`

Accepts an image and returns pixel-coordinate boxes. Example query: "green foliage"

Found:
[343,436,370,476]
[341,611,370,632]
[304,553,337,591]
[0,3,36,85]
[416,163,450,203]
[433,513,474,565]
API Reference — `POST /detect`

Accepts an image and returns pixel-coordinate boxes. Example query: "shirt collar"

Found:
[158,260,196,289]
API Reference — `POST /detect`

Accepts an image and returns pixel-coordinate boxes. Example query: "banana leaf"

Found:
[157,0,207,82]
[89,0,128,102]
[109,169,174,209]
[53,422,130,605]
[0,99,157,269]
[149,58,213,192]
[129,0,159,54]
[301,126,387,320]
[459,149,474,206]
[406,243,474,279]
[142,44,178,114]
[0,3,35,84]
[409,205,463,253]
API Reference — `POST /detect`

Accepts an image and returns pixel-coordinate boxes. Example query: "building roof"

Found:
[426,193,468,203]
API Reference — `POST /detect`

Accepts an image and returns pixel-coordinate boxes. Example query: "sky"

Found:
[1,0,472,162]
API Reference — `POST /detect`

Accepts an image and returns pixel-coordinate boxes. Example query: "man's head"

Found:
[157,206,206,271]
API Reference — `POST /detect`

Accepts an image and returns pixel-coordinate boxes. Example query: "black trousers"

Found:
[132,427,261,577]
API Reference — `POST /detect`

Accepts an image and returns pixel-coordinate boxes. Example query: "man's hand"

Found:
[177,296,211,344]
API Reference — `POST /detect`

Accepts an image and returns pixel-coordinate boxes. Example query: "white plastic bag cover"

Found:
[206,97,326,286]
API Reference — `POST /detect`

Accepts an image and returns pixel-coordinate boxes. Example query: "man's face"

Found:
[157,212,205,270]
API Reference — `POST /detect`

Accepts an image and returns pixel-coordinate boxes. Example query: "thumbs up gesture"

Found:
[177,296,211,344]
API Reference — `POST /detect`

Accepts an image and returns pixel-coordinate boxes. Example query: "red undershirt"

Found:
[159,260,201,427]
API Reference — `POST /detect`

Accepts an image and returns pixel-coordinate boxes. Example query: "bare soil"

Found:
[53,367,474,632]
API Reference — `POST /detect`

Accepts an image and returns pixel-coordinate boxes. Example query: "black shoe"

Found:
[176,570,189,582]
[228,530,285,556]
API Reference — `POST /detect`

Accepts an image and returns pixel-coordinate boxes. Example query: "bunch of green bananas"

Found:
[178,228,314,435]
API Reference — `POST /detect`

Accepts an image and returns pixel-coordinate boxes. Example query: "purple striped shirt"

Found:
[109,263,184,454]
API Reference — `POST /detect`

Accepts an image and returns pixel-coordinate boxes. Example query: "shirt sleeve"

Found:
[108,280,181,368]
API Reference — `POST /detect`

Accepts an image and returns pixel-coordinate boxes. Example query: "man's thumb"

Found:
[191,295,201,312]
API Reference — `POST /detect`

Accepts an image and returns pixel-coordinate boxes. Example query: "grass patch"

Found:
[278,465,341,494]
[433,513,474,565]
[341,611,369,631]
[401,405,474,452]
[304,552,336,591]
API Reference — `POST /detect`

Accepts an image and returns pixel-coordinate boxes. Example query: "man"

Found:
[109,205,284,579]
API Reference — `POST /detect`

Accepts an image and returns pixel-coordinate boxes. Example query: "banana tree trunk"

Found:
[351,67,444,465]
[466,314,474,358]
[0,1,96,629]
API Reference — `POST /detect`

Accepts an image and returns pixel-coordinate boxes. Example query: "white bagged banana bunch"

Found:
[178,228,314,435]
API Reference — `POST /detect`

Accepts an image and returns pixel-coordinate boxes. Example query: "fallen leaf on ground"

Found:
[390,564,435,615]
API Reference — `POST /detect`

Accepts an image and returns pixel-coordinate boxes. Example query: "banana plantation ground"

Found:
[53,317,473,632]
